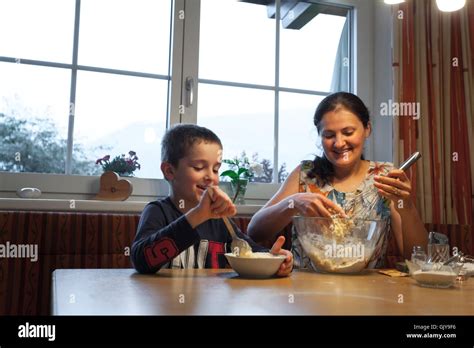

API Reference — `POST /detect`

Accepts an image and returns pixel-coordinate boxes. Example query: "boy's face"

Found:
[166,141,222,209]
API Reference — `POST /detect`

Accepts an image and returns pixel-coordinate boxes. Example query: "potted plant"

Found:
[96,151,141,177]
[220,153,263,204]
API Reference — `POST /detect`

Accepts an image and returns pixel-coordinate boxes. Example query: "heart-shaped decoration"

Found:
[94,171,133,201]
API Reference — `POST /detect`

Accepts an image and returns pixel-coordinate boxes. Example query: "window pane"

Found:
[280,12,347,91]
[278,92,324,182]
[79,0,172,74]
[74,71,168,178]
[197,84,274,182]
[199,0,275,86]
[0,62,71,174]
[0,0,75,63]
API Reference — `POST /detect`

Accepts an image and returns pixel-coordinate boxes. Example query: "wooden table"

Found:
[51,269,474,315]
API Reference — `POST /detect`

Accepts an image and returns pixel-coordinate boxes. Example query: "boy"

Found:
[131,124,293,275]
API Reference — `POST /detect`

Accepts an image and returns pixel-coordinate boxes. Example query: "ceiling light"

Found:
[384,0,405,4]
[436,0,466,12]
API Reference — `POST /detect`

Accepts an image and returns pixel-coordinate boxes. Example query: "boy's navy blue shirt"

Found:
[131,197,268,274]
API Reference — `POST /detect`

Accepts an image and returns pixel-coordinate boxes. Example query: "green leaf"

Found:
[220,170,238,180]
[222,159,235,165]
[237,168,249,177]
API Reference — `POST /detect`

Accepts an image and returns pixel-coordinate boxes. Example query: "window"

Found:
[198,84,275,168]
[0,0,172,178]
[74,0,172,178]
[196,0,351,182]
[0,0,75,63]
[0,0,75,174]
[1,0,352,185]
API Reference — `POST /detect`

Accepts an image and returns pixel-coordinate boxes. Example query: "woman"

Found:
[248,92,427,269]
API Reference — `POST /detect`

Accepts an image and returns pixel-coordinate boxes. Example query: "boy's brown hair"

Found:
[161,124,222,167]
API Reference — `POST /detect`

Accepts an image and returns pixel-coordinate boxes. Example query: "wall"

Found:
[372,0,394,162]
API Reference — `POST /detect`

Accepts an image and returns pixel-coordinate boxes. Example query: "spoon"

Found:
[207,186,252,256]
[222,216,253,257]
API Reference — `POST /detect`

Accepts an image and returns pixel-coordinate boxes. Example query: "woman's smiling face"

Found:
[319,107,371,169]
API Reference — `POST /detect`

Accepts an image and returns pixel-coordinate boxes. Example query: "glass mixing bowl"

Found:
[293,216,387,274]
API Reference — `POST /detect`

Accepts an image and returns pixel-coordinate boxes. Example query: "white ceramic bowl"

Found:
[225,252,286,278]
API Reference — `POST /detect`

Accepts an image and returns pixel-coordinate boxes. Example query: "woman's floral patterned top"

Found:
[292,160,395,270]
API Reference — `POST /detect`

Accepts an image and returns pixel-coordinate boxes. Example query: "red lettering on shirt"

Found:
[207,241,225,268]
[144,238,179,268]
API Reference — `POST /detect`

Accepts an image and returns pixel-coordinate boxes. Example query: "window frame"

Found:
[182,0,355,183]
[0,0,176,175]
[0,0,385,205]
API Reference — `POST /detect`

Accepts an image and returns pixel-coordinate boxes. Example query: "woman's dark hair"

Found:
[308,92,370,185]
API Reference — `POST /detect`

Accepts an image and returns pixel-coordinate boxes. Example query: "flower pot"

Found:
[230,179,248,205]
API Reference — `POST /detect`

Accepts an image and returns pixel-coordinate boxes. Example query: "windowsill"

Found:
[0,198,263,215]
[0,172,278,214]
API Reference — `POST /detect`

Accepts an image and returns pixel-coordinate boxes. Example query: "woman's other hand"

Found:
[373,170,413,212]
[290,192,347,218]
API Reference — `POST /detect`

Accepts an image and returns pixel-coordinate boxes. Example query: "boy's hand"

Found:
[186,186,237,228]
[270,236,294,277]
[205,186,237,219]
